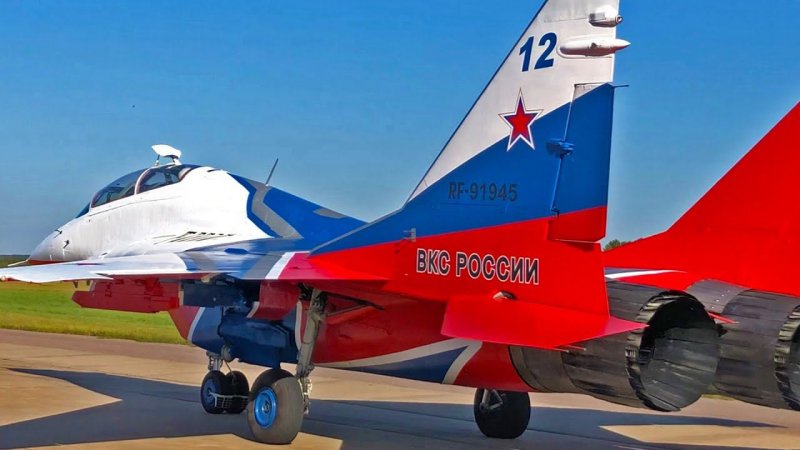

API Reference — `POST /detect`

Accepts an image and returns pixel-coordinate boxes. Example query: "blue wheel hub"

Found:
[202,378,217,405]
[253,387,278,428]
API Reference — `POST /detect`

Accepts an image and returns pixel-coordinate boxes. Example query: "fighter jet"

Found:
[9,0,782,445]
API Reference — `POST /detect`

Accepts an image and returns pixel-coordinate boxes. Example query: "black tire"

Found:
[473,389,531,439]
[226,371,250,414]
[247,369,304,445]
[200,370,230,414]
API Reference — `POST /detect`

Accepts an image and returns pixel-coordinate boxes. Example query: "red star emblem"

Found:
[500,91,541,150]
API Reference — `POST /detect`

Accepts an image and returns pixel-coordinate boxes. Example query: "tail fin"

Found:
[308,0,630,343]
[319,0,626,251]
[605,103,800,296]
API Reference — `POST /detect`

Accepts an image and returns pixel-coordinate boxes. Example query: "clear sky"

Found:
[0,1,798,253]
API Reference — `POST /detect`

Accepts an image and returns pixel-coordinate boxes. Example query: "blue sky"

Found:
[0,1,798,253]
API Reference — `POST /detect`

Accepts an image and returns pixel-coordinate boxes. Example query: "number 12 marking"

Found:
[520,33,557,72]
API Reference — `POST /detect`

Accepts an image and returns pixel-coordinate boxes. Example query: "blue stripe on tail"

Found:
[315,84,615,254]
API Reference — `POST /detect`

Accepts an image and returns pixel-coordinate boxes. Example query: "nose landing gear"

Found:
[473,388,531,439]
[200,356,250,415]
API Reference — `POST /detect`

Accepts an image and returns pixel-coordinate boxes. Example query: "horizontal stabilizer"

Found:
[441,295,643,349]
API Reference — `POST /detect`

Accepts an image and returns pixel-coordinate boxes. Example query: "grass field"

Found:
[0,256,185,344]
[0,255,27,267]
[0,283,185,344]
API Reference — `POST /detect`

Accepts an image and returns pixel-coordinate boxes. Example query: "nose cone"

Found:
[28,230,67,264]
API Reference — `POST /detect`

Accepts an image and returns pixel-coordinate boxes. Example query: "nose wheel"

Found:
[200,369,250,415]
[473,388,531,439]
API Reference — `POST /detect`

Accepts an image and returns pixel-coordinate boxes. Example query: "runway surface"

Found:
[0,329,798,450]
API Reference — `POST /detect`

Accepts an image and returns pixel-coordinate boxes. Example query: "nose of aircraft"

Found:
[28,230,69,264]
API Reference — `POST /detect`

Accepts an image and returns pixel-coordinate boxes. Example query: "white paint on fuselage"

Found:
[29,166,270,263]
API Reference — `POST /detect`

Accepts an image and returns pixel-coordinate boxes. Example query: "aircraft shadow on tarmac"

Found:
[0,368,777,450]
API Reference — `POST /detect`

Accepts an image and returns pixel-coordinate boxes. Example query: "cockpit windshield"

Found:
[91,170,146,208]
[138,165,197,193]
[90,165,200,209]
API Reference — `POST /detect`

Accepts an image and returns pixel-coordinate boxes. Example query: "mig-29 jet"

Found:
[8,0,795,445]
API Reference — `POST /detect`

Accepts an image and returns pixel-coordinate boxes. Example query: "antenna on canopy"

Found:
[151,144,182,166]
[265,158,279,185]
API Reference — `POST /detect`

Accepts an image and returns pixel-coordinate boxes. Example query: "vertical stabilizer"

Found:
[311,1,628,329]
[606,103,800,296]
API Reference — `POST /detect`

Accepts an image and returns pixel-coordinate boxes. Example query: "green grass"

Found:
[0,282,185,344]
[0,255,27,267]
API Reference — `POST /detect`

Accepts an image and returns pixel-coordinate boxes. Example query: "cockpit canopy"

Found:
[84,164,200,213]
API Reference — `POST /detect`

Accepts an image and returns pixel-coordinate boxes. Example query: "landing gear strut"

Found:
[295,289,327,411]
[245,289,328,444]
[473,388,531,439]
[200,354,250,415]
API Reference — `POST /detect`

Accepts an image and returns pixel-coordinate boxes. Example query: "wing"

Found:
[0,253,197,283]
[0,239,385,284]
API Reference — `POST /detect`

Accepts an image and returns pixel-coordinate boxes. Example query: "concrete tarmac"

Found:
[0,329,798,450]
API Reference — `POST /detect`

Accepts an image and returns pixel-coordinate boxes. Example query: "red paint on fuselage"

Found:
[281,208,616,390]
[168,305,201,340]
[305,208,610,315]
[25,260,58,266]
[251,282,300,321]
[454,343,531,391]
[307,295,532,391]
[311,298,448,363]
[72,279,179,313]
